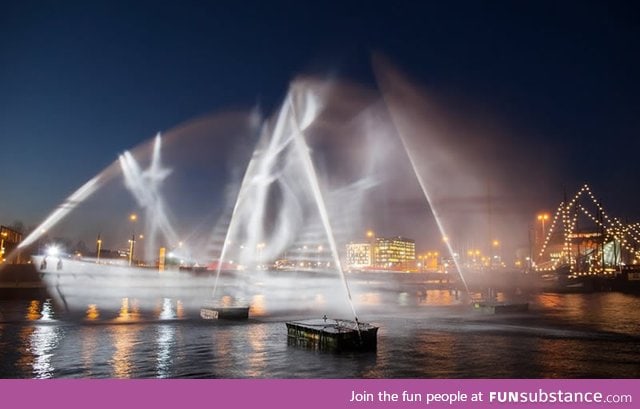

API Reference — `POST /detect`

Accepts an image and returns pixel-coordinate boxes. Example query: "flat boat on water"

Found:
[472,300,529,314]
[200,303,249,320]
[286,318,378,351]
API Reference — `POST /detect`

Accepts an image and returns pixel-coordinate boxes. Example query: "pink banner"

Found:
[1,379,637,409]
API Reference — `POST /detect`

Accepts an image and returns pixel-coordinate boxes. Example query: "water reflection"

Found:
[40,299,54,320]
[109,298,142,377]
[159,298,175,320]
[80,326,100,375]
[176,300,185,319]
[17,323,62,378]
[115,298,141,322]
[246,325,266,377]
[534,292,640,335]
[25,300,41,320]
[109,324,138,378]
[85,304,100,321]
[16,299,62,378]
[156,324,175,378]
[417,290,457,306]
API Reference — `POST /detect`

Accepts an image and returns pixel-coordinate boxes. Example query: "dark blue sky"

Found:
[1,0,639,229]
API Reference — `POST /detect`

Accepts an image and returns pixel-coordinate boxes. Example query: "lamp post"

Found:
[492,239,501,268]
[537,213,549,240]
[128,213,137,266]
[96,235,102,264]
[366,230,375,268]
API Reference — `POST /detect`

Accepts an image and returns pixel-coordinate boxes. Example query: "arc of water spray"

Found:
[210,138,264,300]
[372,55,470,295]
[16,163,121,254]
[210,102,304,300]
[376,94,471,297]
[119,133,180,262]
[288,91,361,324]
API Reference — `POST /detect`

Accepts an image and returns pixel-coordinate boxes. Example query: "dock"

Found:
[286,318,378,351]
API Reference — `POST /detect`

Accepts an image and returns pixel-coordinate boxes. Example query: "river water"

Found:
[0,290,638,379]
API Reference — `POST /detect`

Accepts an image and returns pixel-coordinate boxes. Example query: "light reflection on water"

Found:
[0,290,638,378]
[82,325,99,375]
[86,304,100,320]
[110,323,138,378]
[156,325,175,378]
[17,324,62,379]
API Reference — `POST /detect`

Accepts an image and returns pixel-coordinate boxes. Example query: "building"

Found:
[346,242,372,269]
[0,225,24,264]
[346,235,416,271]
[374,236,416,270]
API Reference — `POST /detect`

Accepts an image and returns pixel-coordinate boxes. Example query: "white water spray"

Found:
[289,92,360,322]
[119,133,180,262]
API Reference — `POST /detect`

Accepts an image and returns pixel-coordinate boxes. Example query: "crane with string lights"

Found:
[533,184,640,291]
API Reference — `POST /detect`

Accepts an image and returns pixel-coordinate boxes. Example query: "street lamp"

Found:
[96,235,102,264]
[128,213,137,266]
[537,213,550,240]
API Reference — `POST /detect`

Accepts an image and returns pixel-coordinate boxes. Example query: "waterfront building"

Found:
[374,236,416,270]
[346,235,416,271]
[0,225,23,263]
[346,242,372,269]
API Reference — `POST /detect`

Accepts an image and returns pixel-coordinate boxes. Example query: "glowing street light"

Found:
[96,235,102,264]
[537,213,550,239]
[128,213,137,266]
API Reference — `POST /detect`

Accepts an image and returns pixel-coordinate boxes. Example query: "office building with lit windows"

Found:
[374,236,416,270]
[346,242,372,269]
[346,235,416,271]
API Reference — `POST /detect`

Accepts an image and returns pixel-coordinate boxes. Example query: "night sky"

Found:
[2,1,640,239]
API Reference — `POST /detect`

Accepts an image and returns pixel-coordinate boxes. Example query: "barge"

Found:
[200,304,249,320]
[286,318,378,351]
[472,301,529,314]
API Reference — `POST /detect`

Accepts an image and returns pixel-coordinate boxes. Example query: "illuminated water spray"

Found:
[374,57,471,296]
[394,128,470,295]
[16,163,121,253]
[289,91,359,322]
[211,82,360,322]
[119,133,180,262]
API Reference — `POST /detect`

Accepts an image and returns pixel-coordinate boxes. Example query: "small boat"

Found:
[472,300,529,314]
[199,304,249,320]
[286,317,378,351]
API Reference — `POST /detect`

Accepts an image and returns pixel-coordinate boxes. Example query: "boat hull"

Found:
[472,301,529,314]
[286,318,378,351]
[200,306,249,320]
